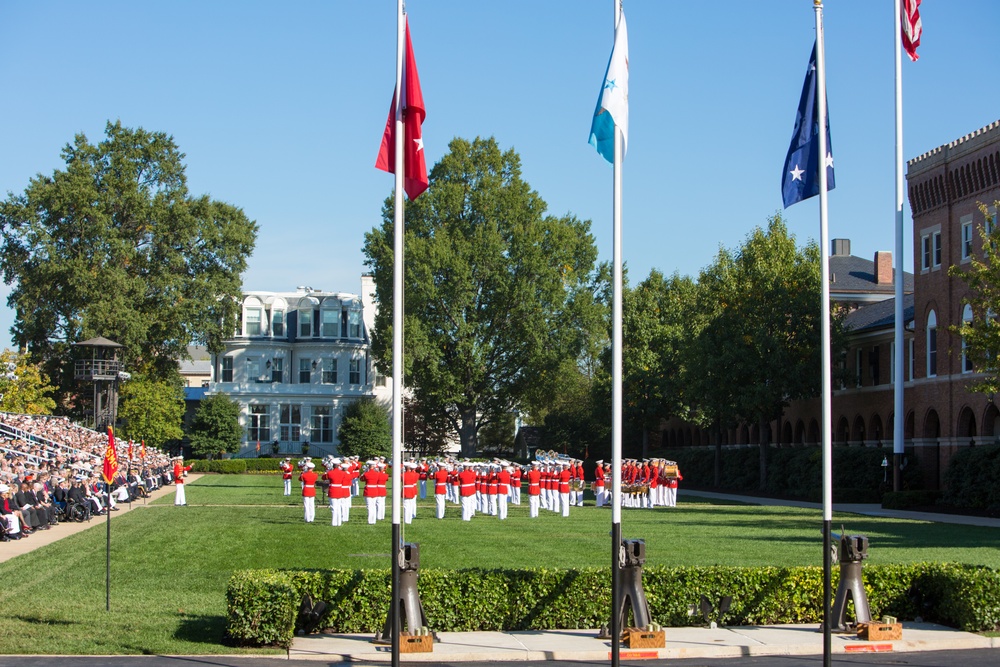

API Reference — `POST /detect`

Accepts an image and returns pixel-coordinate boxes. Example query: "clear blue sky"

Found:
[1,1,998,352]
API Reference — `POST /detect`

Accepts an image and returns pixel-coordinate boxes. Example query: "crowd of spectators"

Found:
[0,412,174,542]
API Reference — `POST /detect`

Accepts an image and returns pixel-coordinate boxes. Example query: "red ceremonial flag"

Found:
[102,427,119,484]
[256,440,261,453]
[141,439,146,459]
[375,18,428,200]
[127,440,134,461]
[901,0,922,61]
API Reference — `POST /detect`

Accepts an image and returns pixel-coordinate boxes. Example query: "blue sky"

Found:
[1,1,998,353]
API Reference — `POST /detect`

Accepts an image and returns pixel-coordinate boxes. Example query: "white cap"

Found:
[306,462,315,469]
[0,484,8,493]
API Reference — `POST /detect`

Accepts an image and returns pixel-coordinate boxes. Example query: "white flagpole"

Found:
[813,2,833,666]
[610,1,624,665]
[390,0,405,665]
[892,0,905,492]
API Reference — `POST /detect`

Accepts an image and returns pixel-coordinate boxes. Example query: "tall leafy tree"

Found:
[622,269,698,457]
[689,215,837,488]
[337,397,391,460]
[0,121,257,402]
[118,374,185,450]
[0,349,57,415]
[950,201,1000,395]
[187,393,242,459]
[364,137,600,456]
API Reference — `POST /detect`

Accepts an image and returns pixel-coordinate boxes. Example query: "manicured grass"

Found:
[1,474,998,654]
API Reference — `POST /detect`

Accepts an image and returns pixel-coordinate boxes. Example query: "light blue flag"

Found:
[589,8,629,163]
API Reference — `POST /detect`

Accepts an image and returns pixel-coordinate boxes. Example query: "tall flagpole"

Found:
[813,2,833,666]
[892,0,905,492]
[610,1,624,665]
[390,1,405,666]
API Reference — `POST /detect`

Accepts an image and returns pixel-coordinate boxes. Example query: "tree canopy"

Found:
[950,201,1000,395]
[117,375,185,451]
[363,136,601,457]
[337,397,391,460]
[0,121,257,403]
[0,349,57,415]
[187,393,243,459]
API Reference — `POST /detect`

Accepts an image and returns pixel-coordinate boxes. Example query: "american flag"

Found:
[901,0,922,62]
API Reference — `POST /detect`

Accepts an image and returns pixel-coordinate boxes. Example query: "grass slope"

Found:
[0,474,998,654]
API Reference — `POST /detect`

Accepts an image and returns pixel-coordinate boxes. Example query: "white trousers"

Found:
[435,494,446,519]
[303,496,315,523]
[376,496,386,520]
[284,479,291,495]
[461,495,475,521]
[341,496,351,522]
[529,494,539,518]
[174,484,186,506]
[330,497,342,526]
[419,480,427,499]
[404,497,416,524]
[498,494,508,520]
[366,497,378,524]
[488,493,498,516]
[560,492,570,517]
[595,486,605,507]
[513,486,521,505]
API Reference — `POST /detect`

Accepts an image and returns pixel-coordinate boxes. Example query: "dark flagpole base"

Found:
[823,518,831,667]
[611,520,621,667]
[391,522,400,667]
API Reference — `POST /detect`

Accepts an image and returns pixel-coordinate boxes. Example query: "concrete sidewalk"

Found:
[0,474,202,564]
[680,489,1000,528]
[289,623,1000,662]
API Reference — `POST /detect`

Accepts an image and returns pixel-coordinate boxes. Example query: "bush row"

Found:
[226,563,1000,647]
[188,458,285,474]
[657,445,920,501]
[942,445,1000,513]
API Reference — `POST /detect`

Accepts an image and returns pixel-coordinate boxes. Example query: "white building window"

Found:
[271,357,283,383]
[961,215,974,260]
[272,310,284,337]
[962,304,974,373]
[926,310,937,377]
[322,358,337,384]
[311,406,333,443]
[321,308,339,337]
[245,308,262,336]
[349,358,361,385]
[348,310,362,338]
[279,404,301,442]
[247,357,261,382]
[221,357,233,382]
[248,405,270,443]
[299,310,313,338]
[299,358,312,384]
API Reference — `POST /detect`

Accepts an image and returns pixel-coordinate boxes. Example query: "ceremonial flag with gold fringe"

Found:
[102,427,119,484]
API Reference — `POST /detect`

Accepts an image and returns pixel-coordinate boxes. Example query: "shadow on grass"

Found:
[174,613,228,645]
[14,614,81,626]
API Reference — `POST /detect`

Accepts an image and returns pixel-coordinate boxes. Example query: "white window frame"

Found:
[349,358,362,385]
[272,310,285,337]
[248,405,270,443]
[927,310,937,377]
[961,214,974,261]
[962,304,974,373]
[299,310,313,338]
[279,404,301,443]
[299,358,312,384]
[247,357,261,382]
[321,309,339,337]
[311,406,333,444]
[322,358,337,384]
[221,356,233,382]
[245,308,262,336]
[348,309,362,339]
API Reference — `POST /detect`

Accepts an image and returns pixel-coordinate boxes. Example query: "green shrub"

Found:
[942,445,1000,512]
[226,563,1000,646]
[882,490,942,510]
[188,459,248,474]
[244,458,282,472]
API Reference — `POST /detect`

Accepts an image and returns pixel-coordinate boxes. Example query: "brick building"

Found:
[661,119,1000,490]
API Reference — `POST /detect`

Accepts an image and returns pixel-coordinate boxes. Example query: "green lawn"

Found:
[1,473,998,654]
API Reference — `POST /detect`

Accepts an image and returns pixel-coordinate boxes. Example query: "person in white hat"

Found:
[300,461,318,523]
[402,462,418,524]
[338,461,353,523]
[325,459,344,527]
[279,458,294,496]
[173,456,191,506]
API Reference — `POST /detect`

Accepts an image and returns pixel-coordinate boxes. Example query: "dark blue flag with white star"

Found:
[782,41,835,208]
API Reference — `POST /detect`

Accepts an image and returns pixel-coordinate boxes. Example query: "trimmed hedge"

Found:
[244,458,283,473]
[942,445,1000,513]
[225,563,1000,647]
[657,445,920,500]
[189,459,247,474]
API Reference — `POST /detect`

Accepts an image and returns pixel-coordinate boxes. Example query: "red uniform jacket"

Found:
[299,471,318,498]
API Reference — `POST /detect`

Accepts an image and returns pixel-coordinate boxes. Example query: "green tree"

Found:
[364,136,600,457]
[950,201,1000,395]
[0,121,257,405]
[622,270,698,457]
[187,393,242,459]
[337,397,391,460]
[118,374,185,450]
[0,349,57,415]
[689,215,839,489]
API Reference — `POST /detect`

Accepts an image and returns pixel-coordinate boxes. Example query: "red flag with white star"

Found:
[375,18,428,200]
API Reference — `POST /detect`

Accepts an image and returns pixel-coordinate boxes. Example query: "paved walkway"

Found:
[0,474,202,564]
[680,489,1000,528]
[290,623,1000,662]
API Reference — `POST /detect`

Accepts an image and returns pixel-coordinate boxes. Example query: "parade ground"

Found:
[1,474,1000,657]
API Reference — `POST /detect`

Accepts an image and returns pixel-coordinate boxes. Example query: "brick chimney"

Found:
[874,251,893,285]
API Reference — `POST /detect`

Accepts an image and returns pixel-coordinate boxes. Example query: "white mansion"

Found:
[208,276,389,457]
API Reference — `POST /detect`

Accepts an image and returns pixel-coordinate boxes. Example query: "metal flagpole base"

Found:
[610,520,621,667]
[823,518,831,667]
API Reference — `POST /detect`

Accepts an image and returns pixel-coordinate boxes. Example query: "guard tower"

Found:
[74,337,127,431]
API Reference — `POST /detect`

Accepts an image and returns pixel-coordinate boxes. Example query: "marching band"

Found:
[284,453,682,525]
